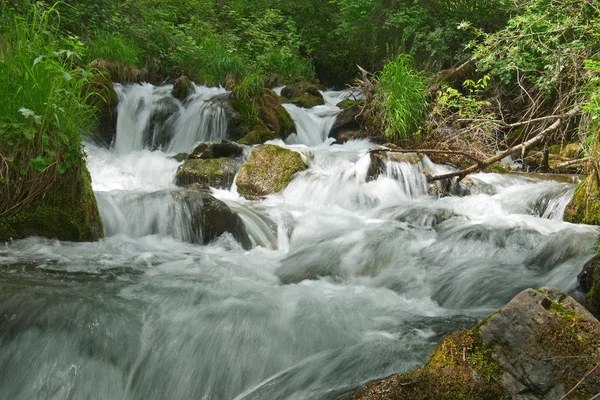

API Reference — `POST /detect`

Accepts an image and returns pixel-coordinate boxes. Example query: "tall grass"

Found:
[0,3,97,216]
[84,31,143,66]
[377,54,428,141]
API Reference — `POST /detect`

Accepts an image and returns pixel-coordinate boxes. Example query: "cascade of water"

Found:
[113,83,228,154]
[0,82,594,400]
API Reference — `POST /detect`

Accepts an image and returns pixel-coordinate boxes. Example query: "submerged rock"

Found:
[281,82,325,108]
[352,287,600,400]
[236,145,307,198]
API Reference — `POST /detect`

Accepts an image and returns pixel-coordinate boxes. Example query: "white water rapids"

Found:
[0,83,597,400]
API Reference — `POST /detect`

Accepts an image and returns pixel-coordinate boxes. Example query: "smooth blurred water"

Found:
[0,85,597,400]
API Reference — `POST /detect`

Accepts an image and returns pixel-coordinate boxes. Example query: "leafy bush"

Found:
[377,55,428,141]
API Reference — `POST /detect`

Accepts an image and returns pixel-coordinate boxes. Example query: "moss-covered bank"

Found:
[564,174,600,225]
[0,166,103,242]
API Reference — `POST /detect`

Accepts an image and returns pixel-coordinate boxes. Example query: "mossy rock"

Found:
[578,254,600,315]
[564,176,600,225]
[171,75,195,101]
[366,151,422,181]
[236,145,307,198]
[0,166,103,242]
[175,157,243,190]
[353,288,600,400]
[281,81,325,109]
[353,330,505,400]
[230,89,295,144]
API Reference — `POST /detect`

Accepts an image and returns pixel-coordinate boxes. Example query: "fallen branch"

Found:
[427,104,583,182]
[550,157,592,171]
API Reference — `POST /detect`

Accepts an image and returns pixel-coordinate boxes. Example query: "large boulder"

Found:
[175,190,251,249]
[230,89,296,145]
[0,166,103,242]
[236,145,307,199]
[281,82,325,108]
[352,288,600,400]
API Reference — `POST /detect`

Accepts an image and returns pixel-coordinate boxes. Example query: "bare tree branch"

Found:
[427,104,583,182]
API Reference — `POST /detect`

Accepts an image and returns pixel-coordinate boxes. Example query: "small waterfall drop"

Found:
[113,83,228,154]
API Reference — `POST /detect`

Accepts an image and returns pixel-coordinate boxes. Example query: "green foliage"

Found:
[377,55,428,140]
[436,76,493,119]
[583,60,600,153]
[0,2,96,216]
[84,32,142,66]
[233,71,267,101]
[472,0,600,93]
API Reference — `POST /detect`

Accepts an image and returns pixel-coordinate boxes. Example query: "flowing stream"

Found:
[0,83,598,400]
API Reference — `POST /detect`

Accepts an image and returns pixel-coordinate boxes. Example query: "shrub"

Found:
[377,54,428,141]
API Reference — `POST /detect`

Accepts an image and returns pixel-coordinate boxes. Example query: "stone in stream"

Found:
[366,150,422,181]
[329,99,364,142]
[229,89,296,145]
[236,144,307,199]
[176,190,251,249]
[171,75,195,101]
[281,81,326,108]
[352,287,600,400]
[175,141,246,190]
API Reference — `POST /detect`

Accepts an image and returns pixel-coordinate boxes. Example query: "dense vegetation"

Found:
[1,0,600,236]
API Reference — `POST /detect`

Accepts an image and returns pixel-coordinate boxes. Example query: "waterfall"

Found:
[113,83,228,154]
[0,82,595,400]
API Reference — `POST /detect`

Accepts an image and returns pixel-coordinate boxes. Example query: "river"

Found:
[0,83,597,399]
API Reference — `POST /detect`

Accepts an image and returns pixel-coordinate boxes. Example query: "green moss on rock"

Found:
[175,157,243,189]
[353,288,600,400]
[564,176,600,225]
[353,330,506,400]
[230,89,295,144]
[235,144,307,198]
[0,166,103,242]
[281,81,325,109]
